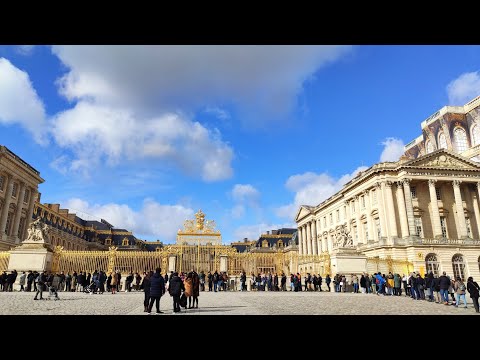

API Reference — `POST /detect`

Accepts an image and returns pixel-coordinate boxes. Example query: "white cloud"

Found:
[205,106,230,121]
[0,58,47,144]
[64,197,194,242]
[229,184,260,219]
[50,102,234,181]
[276,166,367,220]
[233,222,296,243]
[380,137,405,162]
[231,184,260,205]
[51,45,351,123]
[447,71,480,105]
[16,45,35,56]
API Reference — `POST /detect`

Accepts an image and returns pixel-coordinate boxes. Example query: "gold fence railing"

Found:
[0,252,10,272]
[366,256,413,275]
[38,246,418,277]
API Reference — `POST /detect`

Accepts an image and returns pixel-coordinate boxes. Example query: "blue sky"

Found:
[1,45,480,243]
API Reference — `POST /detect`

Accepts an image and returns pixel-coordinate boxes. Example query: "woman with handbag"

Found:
[168,272,184,313]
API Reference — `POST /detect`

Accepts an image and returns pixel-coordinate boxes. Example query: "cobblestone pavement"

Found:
[0,290,478,315]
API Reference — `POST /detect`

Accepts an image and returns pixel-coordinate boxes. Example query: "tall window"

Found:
[375,218,381,240]
[364,223,369,241]
[0,175,4,191]
[353,226,358,242]
[414,217,423,237]
[425,253,440,276]
[454,127,468,153]
[277,240,284,248]
[372,190,377,204]
[122,237,129,246]
[466,217,472,238]
[5,212,13,235]
[336,209,340,222]
[472,125,480,146]
[329,213,333,225]
[361,196,366,209]
[438,132,448,149]
[440,216,447,238]
[452,254,466,281]
[18,217,25,238]
[12,183,17,198]
[435,188,441,200]
[323,217,326,228]
[23,189,30,204]
[352,201,356,214]
[426,140,434,154]
[410,186,417,199]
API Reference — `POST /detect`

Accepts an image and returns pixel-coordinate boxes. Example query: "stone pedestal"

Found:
[168,255,176,273]
[330,247,367,277]
[8,245,53,272]
[219,255,228,273]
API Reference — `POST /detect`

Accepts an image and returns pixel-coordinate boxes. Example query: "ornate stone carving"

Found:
[385,181,393,188]
[402,178,411,186]
[25,218,50,243]
[452,179,462,187]
[428,179,437,186]
[419,154,471,169]
[333,224,354,248]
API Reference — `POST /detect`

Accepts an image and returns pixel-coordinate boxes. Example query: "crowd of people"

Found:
[1,267,479,313]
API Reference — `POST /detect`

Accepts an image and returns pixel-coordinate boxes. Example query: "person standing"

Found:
[110,272,117,294]
[169,272,184,313]
[141,271,152,312]
[466,277,480,313]
[281,273,287,292]
[192,270,200,308]
[240,271,246,291]
[454,276,468,308]
[352,274,359,293]
[34,271,46,300]
[207,271,213,292]
[199,271,205,292]
[19,272,26,291]
[184,272,193,309]
[325,274,331,292]
[438,272,451,305]
[26,270,34,292]
[148,268,165,314]
[65,273,72,292]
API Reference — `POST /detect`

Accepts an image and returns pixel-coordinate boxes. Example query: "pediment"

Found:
[401,150,480,171]
[295,206,314,221]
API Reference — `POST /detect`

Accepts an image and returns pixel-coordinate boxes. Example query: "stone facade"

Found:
[404,95,480,162]
[0,146,43,250]
[296,149,480,281]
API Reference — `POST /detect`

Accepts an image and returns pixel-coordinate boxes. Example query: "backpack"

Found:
[375,278,380,284]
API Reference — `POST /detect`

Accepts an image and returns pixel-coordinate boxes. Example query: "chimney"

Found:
[272,230,278,235]
[267,231,270,235]
[244,238,248,242]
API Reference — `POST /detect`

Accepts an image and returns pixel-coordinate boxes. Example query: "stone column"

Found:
[302,225,307,255]
[402,179,417,236]
[12,182,26,244]
[376,182,387,239]
[472,184,480,238]
[298,227,303,255]
[0,176,14,237]
[316,220,322,253]
[452,180,468,239]
[364,190,373,242]
[384,181,398,241]
[306,222,312,255]
[354,196,362,245]
[396,181,409,238]
[23,190,37,241]
[312,220,318,255]
[428,179,443,238]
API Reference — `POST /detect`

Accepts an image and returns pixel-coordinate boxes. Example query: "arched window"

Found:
[426,140,434,154]
[452,254,466,281]
[277,240,284,248]
[262,239,269,247]
[105,238,112,246]
[454,127,468,153]
[425,253,439,276]
[438,132,448,149]
[122,237,129,246]
[472,125,480,146]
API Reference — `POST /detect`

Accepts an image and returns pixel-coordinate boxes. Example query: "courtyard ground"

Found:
[0,290,478,315]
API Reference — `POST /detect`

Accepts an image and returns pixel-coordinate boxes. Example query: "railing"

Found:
[416,238,480,245]
[0,252,10,272]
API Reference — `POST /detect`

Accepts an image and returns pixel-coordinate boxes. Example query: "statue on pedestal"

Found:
[334,224,353,248]
[25,218,50,243]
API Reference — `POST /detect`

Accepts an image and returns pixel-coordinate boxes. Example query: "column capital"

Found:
[396,180,404,187]
[476,181,480,189]
[374,181,382,190]
[453,179,462,187]
[385,181,393,188]
[402,178,411,186]
[428,179,437,186]
[362,189,369,196]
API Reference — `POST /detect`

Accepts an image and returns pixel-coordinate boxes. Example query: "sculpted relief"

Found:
[334,224,353,248]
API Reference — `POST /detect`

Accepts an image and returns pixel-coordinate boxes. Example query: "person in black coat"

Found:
[142,271,152,312]
[467,276,480,313]
[147,268,165,314]
[26,270,34,292]
[169,272,184,313]
[438,271,451,304]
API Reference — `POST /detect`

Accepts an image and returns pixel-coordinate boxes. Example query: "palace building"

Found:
[404,95,480,162]
[296,97,480,281]
[0,145,151,252]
